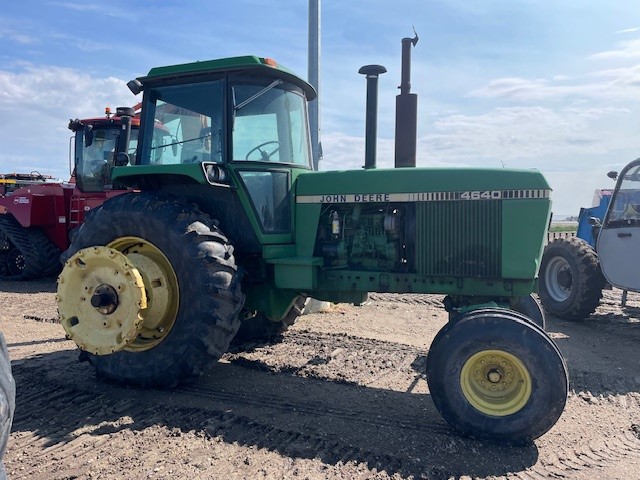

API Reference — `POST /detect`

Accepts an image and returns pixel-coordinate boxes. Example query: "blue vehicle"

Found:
[539,164,640,319]
[576,187,613,248]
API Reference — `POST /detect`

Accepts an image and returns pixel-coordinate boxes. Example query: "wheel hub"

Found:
[556,267,572,290]
[545,256,573,302]
[90,284,119,315]
[460,349,532,416]
[7,248,25,276]
[487,368,502,383]
[57,246,147,355]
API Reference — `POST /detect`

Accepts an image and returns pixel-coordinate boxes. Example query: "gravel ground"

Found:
[1,279,640,479]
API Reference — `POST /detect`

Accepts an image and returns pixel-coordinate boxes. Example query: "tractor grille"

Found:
[415,200,502,278]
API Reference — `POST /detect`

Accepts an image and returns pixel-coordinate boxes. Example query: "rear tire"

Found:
[61,192,244,387]
[426,309,568,444]
[538,237,605,320]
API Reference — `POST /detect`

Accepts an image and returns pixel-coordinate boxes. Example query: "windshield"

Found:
[75,126,138,192]
[232,83,311,167]
[138,79,311,168]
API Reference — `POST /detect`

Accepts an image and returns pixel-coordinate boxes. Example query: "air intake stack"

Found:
[395,33,419,168]
[358,65,387,170]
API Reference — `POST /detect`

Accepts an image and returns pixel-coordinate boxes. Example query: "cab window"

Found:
[141,80,224,165]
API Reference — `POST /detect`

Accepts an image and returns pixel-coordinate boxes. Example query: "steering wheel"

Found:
[245,141,280,161]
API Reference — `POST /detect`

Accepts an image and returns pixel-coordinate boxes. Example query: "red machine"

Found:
[0,173,60,196]
[0,107,140,279]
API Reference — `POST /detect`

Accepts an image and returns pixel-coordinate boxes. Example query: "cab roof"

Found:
[138,55,316,100]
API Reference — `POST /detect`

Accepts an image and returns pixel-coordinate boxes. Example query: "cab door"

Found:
[230,80,312,243]
[597,159,640,291]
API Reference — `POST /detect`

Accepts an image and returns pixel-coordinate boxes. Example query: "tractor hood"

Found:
[295,167,551,199]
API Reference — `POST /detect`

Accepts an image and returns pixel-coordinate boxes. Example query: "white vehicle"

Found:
[539,158,640,319]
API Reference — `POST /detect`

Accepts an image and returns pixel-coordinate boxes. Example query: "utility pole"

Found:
[308,0,321,170]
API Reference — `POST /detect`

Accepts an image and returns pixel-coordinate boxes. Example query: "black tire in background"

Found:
[538,237,606,320]
[511,294,546,330]
[426,309,568,445]
[232,296,307,348]
[62,192,244,387]
[0,215,61,280]
[0,333,15,479]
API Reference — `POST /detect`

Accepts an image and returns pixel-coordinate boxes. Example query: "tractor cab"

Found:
[68,108,141,193]
[113,56,315,248]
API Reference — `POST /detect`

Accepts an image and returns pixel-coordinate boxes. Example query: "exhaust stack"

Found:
[358,64,387,170]
[395,33,419,168]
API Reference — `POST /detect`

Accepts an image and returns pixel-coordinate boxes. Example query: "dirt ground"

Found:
[1,279,640,480]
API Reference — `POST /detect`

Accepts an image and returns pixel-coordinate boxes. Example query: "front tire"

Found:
[59,192,244,387]
[538,237,605,320]
[426,309,568,444]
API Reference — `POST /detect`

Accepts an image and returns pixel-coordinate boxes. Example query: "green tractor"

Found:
[56,53,568,444]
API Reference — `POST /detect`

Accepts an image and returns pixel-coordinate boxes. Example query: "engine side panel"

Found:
[292,167,551,298]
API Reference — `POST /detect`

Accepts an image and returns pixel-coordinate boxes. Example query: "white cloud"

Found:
[468,36,640,103]
[468,72,640,102]
[47,2,132,19]
[425,106,638,167]
[321,105,638,170]
[0,64,129,112]
[616,27,640,34]
[0,26,40,46]
[469,67,640,102]
[0,65,134,180]
[591,38,640,60]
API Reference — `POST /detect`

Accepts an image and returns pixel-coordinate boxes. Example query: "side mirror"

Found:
[114,153,130,167]
[588,216,602,227]
[84,125,94,147]
[607,171,618,181]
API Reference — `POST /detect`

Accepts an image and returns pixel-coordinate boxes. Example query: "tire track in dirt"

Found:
[276,329,430,362]
[238,329,640,397]
[177,383,450,436]
[226,329,640,480]
[228,328,431,393]
[6,292,640,479]
[368,292,446,308]
[10,356,640,480]
[227,328,640,479]
[8,365,440,479]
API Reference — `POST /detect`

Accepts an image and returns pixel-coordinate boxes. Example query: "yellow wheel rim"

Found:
[460,349,532,416]
[107,236,179,352]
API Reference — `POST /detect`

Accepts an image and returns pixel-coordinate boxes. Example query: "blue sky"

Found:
[1,1,639,217]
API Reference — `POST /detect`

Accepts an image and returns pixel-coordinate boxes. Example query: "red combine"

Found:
[0,107,141,279]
